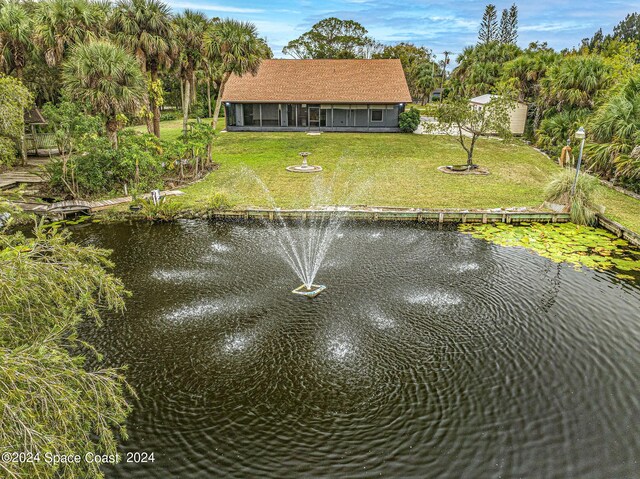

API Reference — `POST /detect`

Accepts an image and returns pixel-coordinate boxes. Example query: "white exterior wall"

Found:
[509,103,528,135]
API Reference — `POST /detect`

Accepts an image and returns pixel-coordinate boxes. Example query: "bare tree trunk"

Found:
[106,119,119,149]
[20,133,27,166]
[182,76,191,135]
[467,136,478,167]
[533,104,542,132]
[191,71,197,106]
[212,71,231,130]
[207,77,212,118]
[151,69,161,138]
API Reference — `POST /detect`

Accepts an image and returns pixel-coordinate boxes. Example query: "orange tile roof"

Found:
[222,59,412,104]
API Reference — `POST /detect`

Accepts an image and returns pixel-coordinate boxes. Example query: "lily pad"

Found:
[459,222,640,278]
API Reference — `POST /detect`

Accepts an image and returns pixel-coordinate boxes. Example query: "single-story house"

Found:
[222,59,412,132]
[469,94,528,135]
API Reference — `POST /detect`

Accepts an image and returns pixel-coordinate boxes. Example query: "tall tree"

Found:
[451,41,521,96]
[478,4,498,44]
[110,0,175,138]
[613,12,640,43]
[540,55,612,111]
[499,4,518,44]
[62,40,146,147]
[204,18,270,129]
[0,0,33,78]
[587,76,640,181]
[34,0,107,67]
[174,10,207,134]
[373,42,437,101]
[283,17,377,59]
[413,61,439,104]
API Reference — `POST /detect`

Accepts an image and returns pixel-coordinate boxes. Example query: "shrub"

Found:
[139,196,180,221]
[0,137,17,168]
[208,192,232,210]
[545,169,600,225]
[41,101,103,155]
[160,110,181,121]
[536,109,589,157]
[399,107,421,133]
[46,131,166,197]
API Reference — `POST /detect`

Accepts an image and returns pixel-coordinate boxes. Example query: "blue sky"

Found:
[166,1,638,63]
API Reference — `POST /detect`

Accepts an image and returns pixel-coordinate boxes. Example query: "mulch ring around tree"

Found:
[437,165,490,175]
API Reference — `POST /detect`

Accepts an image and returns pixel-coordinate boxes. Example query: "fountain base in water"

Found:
[292,284,326,298]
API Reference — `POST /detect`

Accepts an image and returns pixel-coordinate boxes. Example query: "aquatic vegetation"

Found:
[459,222,640,278]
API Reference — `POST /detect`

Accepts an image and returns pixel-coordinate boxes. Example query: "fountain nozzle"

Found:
[292,284,326,298]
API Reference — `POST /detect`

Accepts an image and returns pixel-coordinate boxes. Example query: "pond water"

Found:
[73,221,640,478]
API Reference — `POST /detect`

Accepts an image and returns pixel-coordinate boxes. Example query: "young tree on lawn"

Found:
[62,41,146,148]
[431,95,512,167]
[204,18,270,129]
[110,0,175,138]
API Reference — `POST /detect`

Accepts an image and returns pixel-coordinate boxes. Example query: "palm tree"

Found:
[173,10,207,134]
[413,61,437,105]
[0,0,33,78]
[203,19,270,129]
[536,108,589,156]
[587,76,640,180]
[62,40,146,147]
[451,41,520,96]
[501,48,558,130]
[110,0,174,137]
[540,55,612,111]
[34,0,107,67]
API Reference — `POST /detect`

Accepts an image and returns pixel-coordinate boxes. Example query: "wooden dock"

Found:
[14,190,184,217]
[0,158,49,190]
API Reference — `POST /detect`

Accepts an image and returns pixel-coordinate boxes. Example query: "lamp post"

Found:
[571,127,586,196]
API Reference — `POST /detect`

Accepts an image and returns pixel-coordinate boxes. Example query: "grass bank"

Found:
[136,119,640,233]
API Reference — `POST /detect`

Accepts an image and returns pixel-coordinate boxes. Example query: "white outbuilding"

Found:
[469,94,529,135]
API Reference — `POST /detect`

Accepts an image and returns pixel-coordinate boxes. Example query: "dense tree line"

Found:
[450,8,640,192]
[0,0,272,140]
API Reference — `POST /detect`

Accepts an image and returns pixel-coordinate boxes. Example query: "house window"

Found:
[371,109,383,122]
[243,104,258,126]
[226,104,236,126]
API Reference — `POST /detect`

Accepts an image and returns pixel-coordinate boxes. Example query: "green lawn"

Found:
[137,119,640,233]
